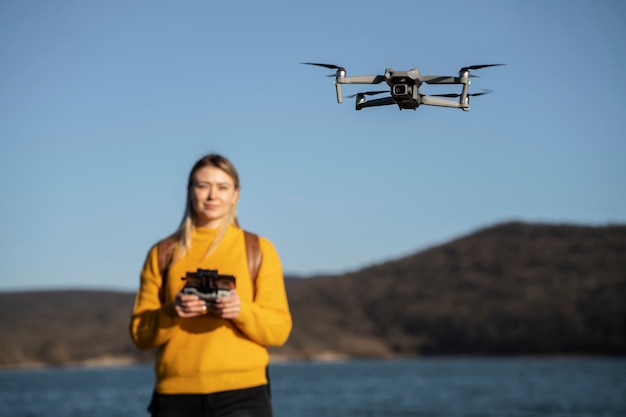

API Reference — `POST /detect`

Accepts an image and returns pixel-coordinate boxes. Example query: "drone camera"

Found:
[392,84,412,98]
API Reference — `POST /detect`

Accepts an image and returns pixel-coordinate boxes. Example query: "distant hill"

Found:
[281,221,626,358]
[1,221,624,368]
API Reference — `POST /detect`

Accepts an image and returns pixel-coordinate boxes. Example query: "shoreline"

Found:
[0,353,343,371]
[2,353,623,372]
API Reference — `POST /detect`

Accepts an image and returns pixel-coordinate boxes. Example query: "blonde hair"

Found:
[172,154,240,262]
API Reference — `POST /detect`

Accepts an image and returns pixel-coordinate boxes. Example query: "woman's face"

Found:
[189,166,239,228]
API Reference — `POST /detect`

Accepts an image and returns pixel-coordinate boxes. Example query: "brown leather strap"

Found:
[157,237,176,276]
[156,237,176,302]
[244,231,262,284]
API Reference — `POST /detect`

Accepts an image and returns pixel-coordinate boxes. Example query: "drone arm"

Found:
[421,95,468,110]
[338,75,386,85]
[335,81,342,103]
[335,75,385,103]
[356,96,396,110]
[422,76,462,85]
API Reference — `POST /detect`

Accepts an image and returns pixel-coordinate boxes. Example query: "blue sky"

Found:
[1,0,624,291]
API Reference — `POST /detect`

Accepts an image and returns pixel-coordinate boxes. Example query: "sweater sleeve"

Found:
[129,245,181,350]
[232,237,292,347]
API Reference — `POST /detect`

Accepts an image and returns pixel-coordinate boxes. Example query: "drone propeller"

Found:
[302,62,347,103]
[346,90,388,98]
[431,89,493,98]
[302,62,346,71]
[460,64,506,72]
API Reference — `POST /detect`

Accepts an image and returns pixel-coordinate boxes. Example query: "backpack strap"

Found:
[244,231,262,286]
[156,236,177,302]
[156,230,262,301]
[157,237,177,277]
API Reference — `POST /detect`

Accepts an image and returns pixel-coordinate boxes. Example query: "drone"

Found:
[302,63,505,111]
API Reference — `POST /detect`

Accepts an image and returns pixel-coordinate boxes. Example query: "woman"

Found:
[130,154,292,417]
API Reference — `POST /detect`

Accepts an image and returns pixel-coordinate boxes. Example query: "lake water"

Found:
[1,358,625,417]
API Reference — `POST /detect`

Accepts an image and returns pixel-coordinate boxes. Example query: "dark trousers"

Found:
[148,385,272,417]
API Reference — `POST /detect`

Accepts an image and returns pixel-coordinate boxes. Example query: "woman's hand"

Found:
[174,293,208,318]
[209,289,241,319]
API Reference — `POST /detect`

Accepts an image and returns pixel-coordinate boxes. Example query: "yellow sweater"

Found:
[129,225,292,394]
